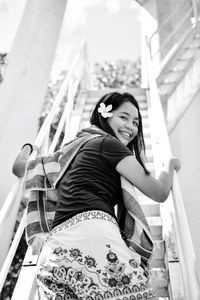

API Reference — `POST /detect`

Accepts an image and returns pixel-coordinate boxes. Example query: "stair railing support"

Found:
[192,0,198,26]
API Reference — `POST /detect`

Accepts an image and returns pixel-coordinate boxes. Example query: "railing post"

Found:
[61,78,74,144]
[83,41,92,90]
[40,125,50,154]
[191,0,198,26]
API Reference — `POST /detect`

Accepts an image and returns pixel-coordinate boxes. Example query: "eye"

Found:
[133,121,139,127]
[120,116,127,120]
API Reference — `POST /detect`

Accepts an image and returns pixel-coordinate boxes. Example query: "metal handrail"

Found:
[192,0,200,24]
[34,40,86,148]
[0,40,88,295]
[145,36,200,300]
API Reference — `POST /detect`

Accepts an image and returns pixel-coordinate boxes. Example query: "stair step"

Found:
[147,216,162,239]
[157,68,186,85]
[84,100,148,111]
[152,240,165,260]
[81,109,149,121]
[145,155,154,163]
[160,53,197,101]
[159,84,175,97]
[142,121,150,128]
[168,68,183,73]
[143,146,153,157]
[145,147,153,157]
[139,196,160,216]
[144,143,152,150]
[176,56,193,61]
[167,261,185,300]
[87,88,146,98]
[150,268,169,289]
[150,259,165,268]
[150,239,166,271]
[157,72,181,85]
[162,79,177,84]
[193,33,200,39]
[141,110,148,118]
[144,132,151,139]
[154,288,169,298]
[181,47,199,59]
[185,45,200,50]
[172,59,191,71]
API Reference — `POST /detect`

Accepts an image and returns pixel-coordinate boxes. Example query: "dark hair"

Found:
[90,92,150,175]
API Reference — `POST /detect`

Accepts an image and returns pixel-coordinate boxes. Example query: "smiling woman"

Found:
[12,91,180,299]
[90,92,148,174]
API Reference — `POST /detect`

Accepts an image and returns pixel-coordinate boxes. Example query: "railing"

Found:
[0,40,90,297]
[167,54,200,133]
[145,36,200,300]
[149,0,200,77]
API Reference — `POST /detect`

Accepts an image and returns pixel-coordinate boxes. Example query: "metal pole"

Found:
[191,0,198,26]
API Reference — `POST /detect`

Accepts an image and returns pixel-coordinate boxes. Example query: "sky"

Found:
[53,0,141,77]
[0,0,142,78]
[0,0,27,51]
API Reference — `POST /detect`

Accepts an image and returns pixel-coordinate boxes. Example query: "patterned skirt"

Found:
[36,210,155,300]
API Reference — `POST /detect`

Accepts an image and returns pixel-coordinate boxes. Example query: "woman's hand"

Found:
[163,157,181,173]
[171,157,181,172]
[12,143,39,178]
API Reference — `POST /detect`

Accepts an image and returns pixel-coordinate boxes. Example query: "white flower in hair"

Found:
[98,103,113,118]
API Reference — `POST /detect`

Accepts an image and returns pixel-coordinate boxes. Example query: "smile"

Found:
[119,131,132,139]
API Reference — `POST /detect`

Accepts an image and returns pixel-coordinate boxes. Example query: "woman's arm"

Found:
[12,144,36,178]
[116,155,181,202]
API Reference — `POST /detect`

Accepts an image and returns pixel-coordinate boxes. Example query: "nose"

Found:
[125,121,134,130]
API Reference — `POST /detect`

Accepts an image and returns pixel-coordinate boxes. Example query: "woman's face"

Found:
[107,101,139,146]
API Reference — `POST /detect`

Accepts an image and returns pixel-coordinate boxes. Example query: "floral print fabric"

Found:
[36,211,155,300]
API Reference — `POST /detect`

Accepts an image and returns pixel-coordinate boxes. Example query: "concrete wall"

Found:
[170,90,200,272]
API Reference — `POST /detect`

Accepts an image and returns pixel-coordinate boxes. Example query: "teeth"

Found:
[120,132,131,138]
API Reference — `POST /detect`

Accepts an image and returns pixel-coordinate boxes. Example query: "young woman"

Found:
[13,92,180,300]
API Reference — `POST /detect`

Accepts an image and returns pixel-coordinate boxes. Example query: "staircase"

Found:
[1,35,199,298]
[158,27,200,101]
[8,86,180,300]
[76,87,180,299]
[155,20,200,132]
